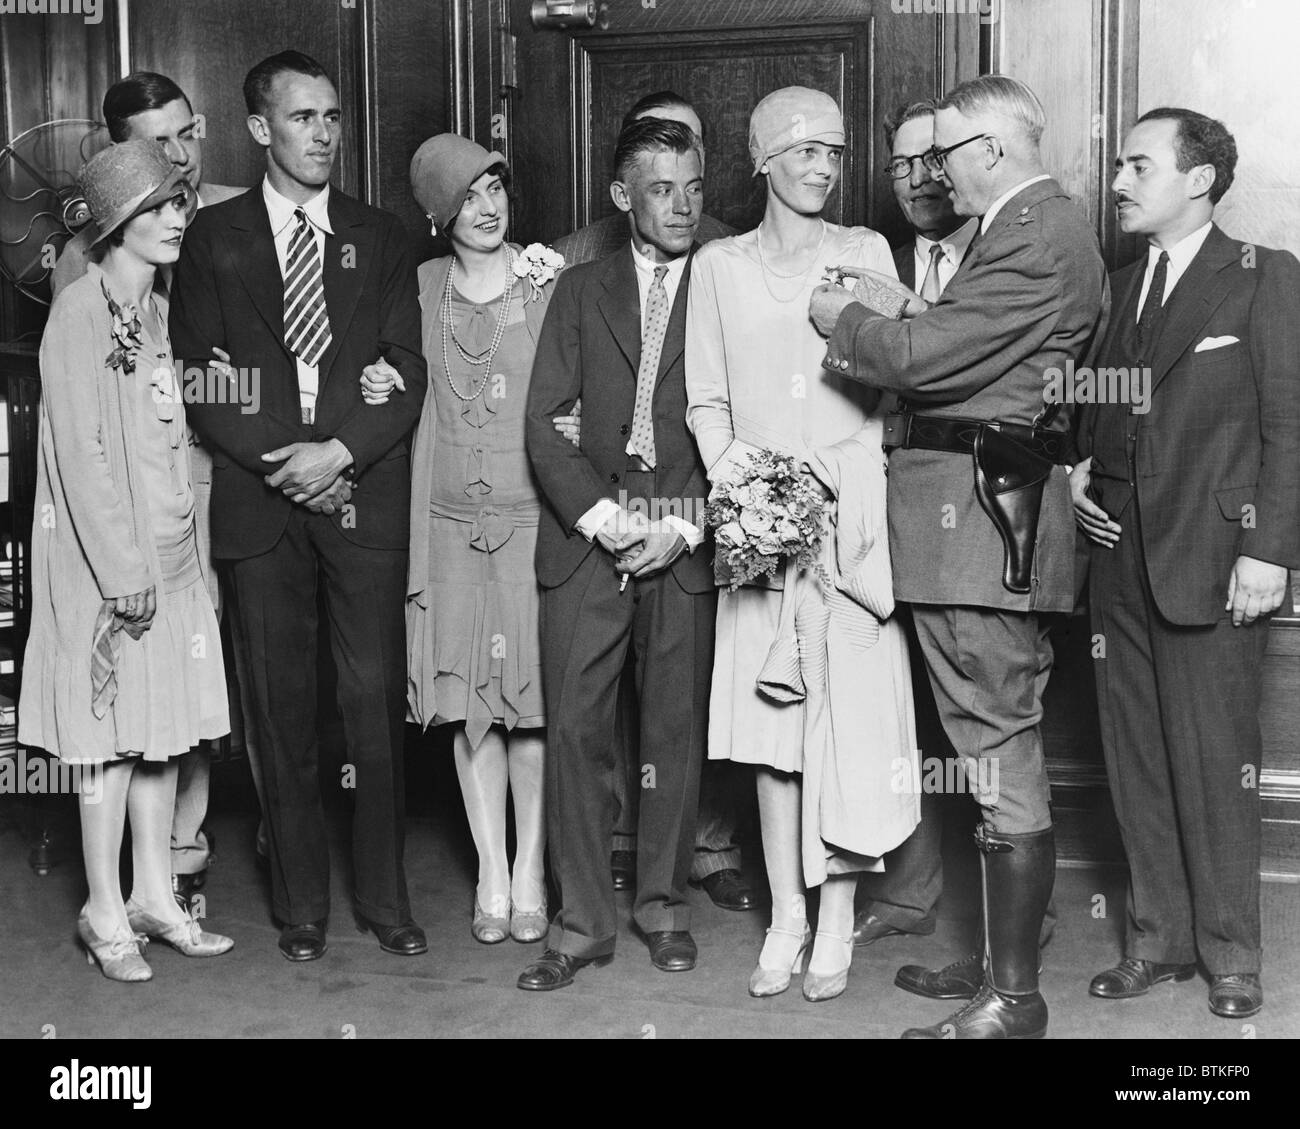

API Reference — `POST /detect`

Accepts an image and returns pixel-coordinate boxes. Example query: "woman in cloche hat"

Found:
[363,134,564,945]
[19,139,233,981]
[685,88,919,1003]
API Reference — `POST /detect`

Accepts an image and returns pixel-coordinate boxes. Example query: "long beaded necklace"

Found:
[441,247,517,403]
[755,219,827,304]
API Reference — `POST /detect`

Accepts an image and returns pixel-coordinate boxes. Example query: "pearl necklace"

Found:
[441,249,517,403]
[755,220,827,304]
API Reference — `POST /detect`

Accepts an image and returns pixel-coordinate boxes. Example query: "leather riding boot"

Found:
[903,826,1055,1039]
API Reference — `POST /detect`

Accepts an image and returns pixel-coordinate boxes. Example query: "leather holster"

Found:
[972,425,1053,595]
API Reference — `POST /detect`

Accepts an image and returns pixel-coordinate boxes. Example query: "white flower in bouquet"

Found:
[739,508,775,536]
[513,243,565,301]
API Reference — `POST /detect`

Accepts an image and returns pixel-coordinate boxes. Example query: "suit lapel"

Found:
[317,190,373,388]
[1149,225,1239,392]
[229,190,291,359]
[596,246,641,377]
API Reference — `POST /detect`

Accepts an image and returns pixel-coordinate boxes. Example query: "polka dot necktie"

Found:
[630,265,669,469]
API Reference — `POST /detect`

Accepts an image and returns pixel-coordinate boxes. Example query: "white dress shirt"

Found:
[573,242,703,551]
[913,217,978,295]
[980,174,1051,235]
[1135,221,1213,320]
[262,177,334,415]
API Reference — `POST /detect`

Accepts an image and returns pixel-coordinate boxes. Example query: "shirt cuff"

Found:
[575,498,620,542]
[662,515,704,553]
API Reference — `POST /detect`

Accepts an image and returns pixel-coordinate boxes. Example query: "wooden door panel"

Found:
[577,29,867,236]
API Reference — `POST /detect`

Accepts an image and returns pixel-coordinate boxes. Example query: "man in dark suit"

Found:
[555,90,752,913]
[169,50,428,962]
[519,118,715,990]
[852,99,976,950]
[1071,108,1300,1020]
[811,75,1107,1038]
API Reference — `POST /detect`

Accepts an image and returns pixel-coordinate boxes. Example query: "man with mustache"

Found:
[170,50,428,962]
[851,99,974,951]
[1071,108,1300,1019]
[810,75,1107,1038]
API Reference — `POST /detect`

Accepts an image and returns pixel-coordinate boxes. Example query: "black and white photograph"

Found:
[0,0,1295,1084]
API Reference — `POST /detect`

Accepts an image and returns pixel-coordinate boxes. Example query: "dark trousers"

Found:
[611,671,744,879]
[227,508,411,927]
[909,604,1054,836]
[1090,488,1267,974]
[541,540,714,958]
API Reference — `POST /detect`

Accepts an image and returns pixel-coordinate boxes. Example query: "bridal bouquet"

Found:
[705,450,830,592]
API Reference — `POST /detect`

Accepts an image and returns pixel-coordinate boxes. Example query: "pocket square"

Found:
[1194,335,1239,352]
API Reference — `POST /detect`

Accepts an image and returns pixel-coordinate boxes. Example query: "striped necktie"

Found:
[283,207,332,366]
[630,265,670,469]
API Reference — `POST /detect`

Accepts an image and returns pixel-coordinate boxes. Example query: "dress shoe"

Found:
[1089,957,1197,999]
[1208,973,1263,1018]
[852,912,912,947]
[278,920,327,962]
[691,869,758,911]
[516,948,611,991]
[78,910,151,983]
[610,849,636,892]
[358,915,427,956]
[902,983,1047,1039]
[748,925,811,998]
[125,900,234,957]
[472,898,510,944]
[646,930,697,972]
[803,932,853,1002]
[895,952,983,999]
[171,872,203,915]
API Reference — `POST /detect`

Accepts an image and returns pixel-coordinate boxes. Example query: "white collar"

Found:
[1146,221,1213,275]
[980,174,1051,234]
[630,240,689,281]
[916,217,978,264]
[261,176,333,238]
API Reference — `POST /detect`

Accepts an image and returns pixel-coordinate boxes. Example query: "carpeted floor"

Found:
[2,776,1297,1040]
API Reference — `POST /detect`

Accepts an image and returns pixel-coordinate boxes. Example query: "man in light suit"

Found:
[170,50,428,962]
[1072,108,1300,1020]
[53,71,243,915]
[811,75,1107,1038]
[852,99,975,950]
[520,118,715,990]
[556,90,753,913]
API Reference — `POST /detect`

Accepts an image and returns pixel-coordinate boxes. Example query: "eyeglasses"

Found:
[922,133,992,173]
[885,153,930,180]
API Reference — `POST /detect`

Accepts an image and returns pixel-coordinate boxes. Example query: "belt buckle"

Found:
[882,412,907,449]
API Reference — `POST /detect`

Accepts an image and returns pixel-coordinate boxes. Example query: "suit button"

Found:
[619,424,630,436]
[839,359,849,370]
[609,472,619,483]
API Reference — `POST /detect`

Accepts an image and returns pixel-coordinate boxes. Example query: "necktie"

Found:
[1136,250,1169,352]
[920,242,944,304]
[283,207,332,367]
[631,265,670,469]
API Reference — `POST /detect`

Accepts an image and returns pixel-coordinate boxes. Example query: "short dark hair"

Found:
[443,164,512,236]
[1137,107,1237,204]
[620,90,699,137]
[883,99,937,150]
[613,118,700,183]
[103,72,192,142]
[243,50,331,116]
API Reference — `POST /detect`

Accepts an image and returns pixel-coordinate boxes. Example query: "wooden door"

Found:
[499,0,970,247]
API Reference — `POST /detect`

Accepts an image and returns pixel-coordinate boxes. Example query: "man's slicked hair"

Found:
[621,90,700,138]
[883,99,938,150]
[243,50,331,116]
[613,117,701,183]
[937,74,1046,146]
[1137,107,1237,204]
[103,72,192,142]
